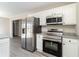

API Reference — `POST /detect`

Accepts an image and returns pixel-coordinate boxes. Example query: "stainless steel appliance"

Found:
[43,29,63,57]
[46,17,62,25]
[21,17,41,52]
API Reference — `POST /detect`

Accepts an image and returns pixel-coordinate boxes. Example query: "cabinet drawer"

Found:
[0,42,9,47]
[0,38,9,43]
[63,38,78,44]
[0,38,10,47]
[0,46,9,57]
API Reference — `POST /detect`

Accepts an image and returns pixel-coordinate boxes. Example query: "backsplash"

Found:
[42,25,76,34]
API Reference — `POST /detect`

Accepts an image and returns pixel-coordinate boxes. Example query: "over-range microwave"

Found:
[46,17,63,25]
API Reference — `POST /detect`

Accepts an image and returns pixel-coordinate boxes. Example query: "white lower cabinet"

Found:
[62,38,78,57]
[0,46,9,57]
[36,34,43,52]
[0,38,10,57]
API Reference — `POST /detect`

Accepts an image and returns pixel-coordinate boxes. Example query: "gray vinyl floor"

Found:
[10,37,55,57]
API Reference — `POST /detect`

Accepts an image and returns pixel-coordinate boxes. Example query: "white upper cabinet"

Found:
[32,3,77,25]
[62,4,77,25]
[53,7,63,16]
[53,3,76,25]
[40,16,46,25]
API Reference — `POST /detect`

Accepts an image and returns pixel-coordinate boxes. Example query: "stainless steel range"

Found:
[43,29,63,57]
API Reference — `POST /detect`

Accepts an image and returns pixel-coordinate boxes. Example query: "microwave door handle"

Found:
[56,18,57,24]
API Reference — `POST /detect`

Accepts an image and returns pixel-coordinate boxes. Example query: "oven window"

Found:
[44,41,58,52]
[43,40,62,57]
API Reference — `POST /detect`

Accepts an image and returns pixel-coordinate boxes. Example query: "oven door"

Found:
[43,39,62,57]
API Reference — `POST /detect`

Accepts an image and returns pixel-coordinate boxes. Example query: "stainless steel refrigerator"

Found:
[21,17,41,52]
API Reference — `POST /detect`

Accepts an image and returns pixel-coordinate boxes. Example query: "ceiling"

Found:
[0,2,75,18]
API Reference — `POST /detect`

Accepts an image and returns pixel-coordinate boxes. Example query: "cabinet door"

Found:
[62,4,76,25]
[40,16,46,26]
[53,7,62,15]
[63,38,78,57]
[0,38,10,57]
[0,46,9,57]
[53,7,63,17]
[36,34,43,52]
[63,42,78,57]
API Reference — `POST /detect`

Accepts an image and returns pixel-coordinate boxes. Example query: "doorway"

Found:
[13,20,22,37]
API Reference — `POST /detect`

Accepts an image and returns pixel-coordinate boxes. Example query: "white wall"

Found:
[47,25,76,33]
[41,25,76,34]
[0,17,10,37]
[10,20,13,38]
[19,20,22,36]
[76,3,79,36]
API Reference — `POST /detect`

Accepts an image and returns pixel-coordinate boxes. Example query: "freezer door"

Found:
[21,38,26,48]
[26,18,36,52]
[26,38,36,51]
[26,23,35,51]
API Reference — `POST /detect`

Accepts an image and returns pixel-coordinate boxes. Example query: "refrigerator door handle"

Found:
[22,29,24,34]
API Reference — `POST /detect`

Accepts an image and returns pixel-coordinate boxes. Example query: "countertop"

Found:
[37,32,79,40]
[63,33,79,39]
